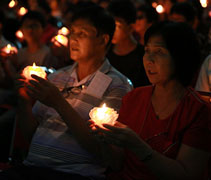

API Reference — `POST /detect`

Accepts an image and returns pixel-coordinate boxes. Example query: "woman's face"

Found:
[143,35,175,86]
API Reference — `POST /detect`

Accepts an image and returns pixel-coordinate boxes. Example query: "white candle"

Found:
[89,103,119,128]
[22,63,47,80]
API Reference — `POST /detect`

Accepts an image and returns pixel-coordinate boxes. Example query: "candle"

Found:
[156,4,164,14]
[16,30,24,40]
[22,63,47,80]
[18,7,28,16]
[51,34,68,47]
[89,103,119,128]
[58,27,70,36]
[8,0,17,8]
[1,44,18,54]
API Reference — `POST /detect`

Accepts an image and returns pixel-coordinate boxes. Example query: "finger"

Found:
[31,74,47,84]
[28,79,44,91]
[102,123,126,133]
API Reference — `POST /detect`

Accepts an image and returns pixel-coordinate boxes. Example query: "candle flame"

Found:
[16,30,24,39]
[156,4,164,14]
[9,0,17,8]
[1,44,18,54]
[18,7,28,16]
[58,27,70,36]
[200,0,207,8]
[7,44,12,49]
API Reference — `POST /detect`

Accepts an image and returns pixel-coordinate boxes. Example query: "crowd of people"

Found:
[0,0,210,180]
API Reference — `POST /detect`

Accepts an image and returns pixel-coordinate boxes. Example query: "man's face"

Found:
[69,19,104,62]
[21,19,43,42]
[112,18,131,44]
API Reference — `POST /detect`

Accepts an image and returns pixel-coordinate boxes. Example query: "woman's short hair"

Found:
[144,21,201,87]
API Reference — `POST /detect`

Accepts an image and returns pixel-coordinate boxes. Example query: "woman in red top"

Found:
[96,21,211,180]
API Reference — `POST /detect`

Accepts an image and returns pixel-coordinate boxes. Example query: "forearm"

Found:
[133,145,192,180]
[55,98,124,169]
[17,100,38,142]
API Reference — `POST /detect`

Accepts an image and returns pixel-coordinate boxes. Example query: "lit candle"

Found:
[16,30,24,40]
[58,27,70,36]
[51,34,68,47]
[8,0,17,8]
[18,7,28,16]
[22,63,47,80]
[1,44,18,54]
[89,103,119,128]
[156,4,164,14]
[200,0,207,8]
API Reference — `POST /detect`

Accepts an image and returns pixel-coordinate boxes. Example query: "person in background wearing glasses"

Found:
[0,3,132,180]
[16,11,59,71]
[94,21,211,180]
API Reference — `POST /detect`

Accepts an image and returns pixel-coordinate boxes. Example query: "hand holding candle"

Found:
[51,34,68,47]
[89,103,119,128]
[22,63,47,80]
[1,44,18,55]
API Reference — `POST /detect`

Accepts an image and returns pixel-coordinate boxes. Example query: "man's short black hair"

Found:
[144,21,200,87]
[71,2,115,49]
[107,0,137,24]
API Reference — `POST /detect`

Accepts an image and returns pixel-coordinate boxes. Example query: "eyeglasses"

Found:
[61,85,84,98]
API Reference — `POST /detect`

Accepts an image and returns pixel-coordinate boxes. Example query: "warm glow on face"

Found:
[22,63,47,80]
[9,0,17,8]
[58,27,70,36]
[52,34,69,47]
[16,30,24,39]
[152,2,157,8]
[1,44,18,54]
[156,5,165,14]
[89,103,119,128]
[18,7,28,16]
[200,0,207,8]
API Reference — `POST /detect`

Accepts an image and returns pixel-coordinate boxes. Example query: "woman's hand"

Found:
[96,121,143,150]
[26,74,64,108]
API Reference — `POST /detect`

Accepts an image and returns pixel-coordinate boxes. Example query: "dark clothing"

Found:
[106,43,150,88]
[0,164,92,180]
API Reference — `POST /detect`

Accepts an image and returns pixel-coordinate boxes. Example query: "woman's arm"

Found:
[100,123,210,180]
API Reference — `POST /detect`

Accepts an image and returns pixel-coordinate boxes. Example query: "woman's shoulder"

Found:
[123,85,153,101]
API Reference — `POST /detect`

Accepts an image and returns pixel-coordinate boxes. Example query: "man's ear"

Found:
[101,34,110,47]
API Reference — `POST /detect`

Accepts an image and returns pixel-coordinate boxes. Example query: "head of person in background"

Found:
[169,2,197,30]
[107,0,137,45]
[133,4,159,45]
[20,11,46,46]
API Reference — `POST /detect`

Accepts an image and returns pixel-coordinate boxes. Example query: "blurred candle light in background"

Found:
[58,27,70,36]
[156,4,165,14]
[1,44,18,54]
[18,7,28,16]
[200,0,208,8]
[15,30,24,40]
[9,0,17,8]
